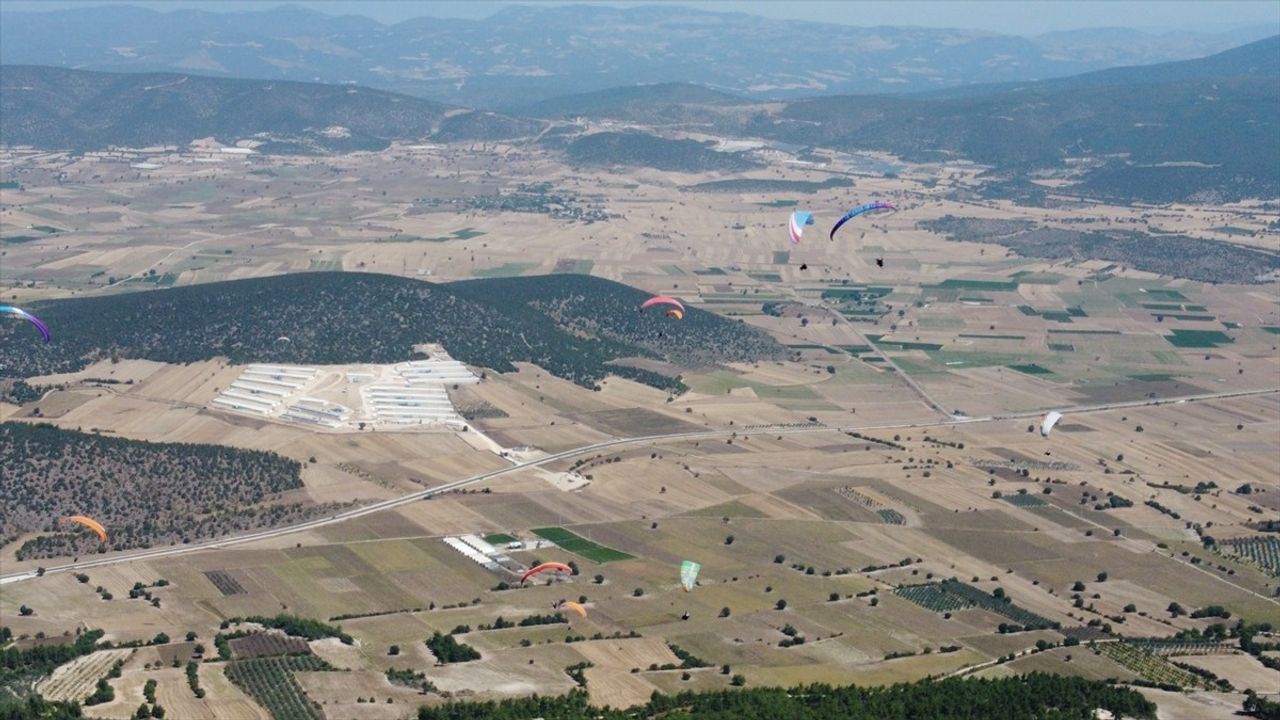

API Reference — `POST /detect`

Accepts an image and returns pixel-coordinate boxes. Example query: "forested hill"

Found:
[1,422,317,559]
[0,273,782,391]
[0,65,453,152]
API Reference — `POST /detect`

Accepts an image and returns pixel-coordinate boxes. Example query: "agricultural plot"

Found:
[894,584,972,613]
[876,509,906,525]
[204,570,248,596]
[1219,536,1280,576]
[1126,638,1236,657]
[1003,494,1048,508]
[531,527,635,563]
[1096,643,1206,689]
[229,632,311,659]
[938,581,1057,629]
[223,655,333,720]
[35,648,132,702]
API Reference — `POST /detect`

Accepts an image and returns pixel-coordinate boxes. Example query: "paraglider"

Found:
[875,258,885,268]
[799,263,808,271]
[665,309,685,321]
[829,202,896,241]
[557,600,588,619]
[1040,411,1064,437]
[679,560,700,592]
[521,562,573,585]
[788,211,814,245]
[640,296,685,315]
[60,515,107,543]
[1,306,50,343]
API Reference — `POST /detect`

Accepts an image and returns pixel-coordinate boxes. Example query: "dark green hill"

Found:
[0,65,453,151]
[0,273,781,392]
[565,132,759,173]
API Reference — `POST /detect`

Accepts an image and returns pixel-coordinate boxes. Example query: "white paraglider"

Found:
[1040,411,1063,437]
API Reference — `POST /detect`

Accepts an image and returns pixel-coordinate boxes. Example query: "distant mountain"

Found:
[535,37,1279,203]
[929,34,1280,97]
[0,65,453,151]
[523,82,747,119]
[0,273,783,392]
[1,3,1274,108]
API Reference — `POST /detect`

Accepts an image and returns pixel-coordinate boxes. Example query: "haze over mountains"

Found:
[4,35,1276,204]
[0,3,1275,108]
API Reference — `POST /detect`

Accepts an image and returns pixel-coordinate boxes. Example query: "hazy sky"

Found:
[3,0,1278,35]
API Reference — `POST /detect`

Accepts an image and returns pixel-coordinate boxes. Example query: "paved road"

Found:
[3,386,1275,585]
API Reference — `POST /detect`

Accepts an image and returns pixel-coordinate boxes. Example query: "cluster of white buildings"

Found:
[361,359,478,427]
[211,364,319,417]
[442,534,503,572]
[209,358,481,431]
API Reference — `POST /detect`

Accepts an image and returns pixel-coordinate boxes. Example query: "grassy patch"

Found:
[758,199,798,208]
[772,251,791,265]
[483,533,517,545]
[1165,329,1233,348]
[531,527,634,564]
[473,262,536,278]
[959,333,1025,340]
[1008,363,1052,376]
[1262,326,1280,335]
[930,279,1019,292]
[746,272,783,283]
[1141,288,1188,301]
[1157,314,1214,322]
[1047,343,1075,352]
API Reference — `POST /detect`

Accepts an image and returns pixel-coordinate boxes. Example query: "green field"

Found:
[959,334,1025,340]
[308,259,342,272]
[1165,329,1233,348]
[758,199,798,208]
[1263,327,1280,335]
[1008,364,1052,376]
[930,279,1019,292]
[473,262,537,278]
[532,527,635,563]
[484,533,518,545]
[1141,289,1188,301]
[747,272,783,283]
[772,251,791,264]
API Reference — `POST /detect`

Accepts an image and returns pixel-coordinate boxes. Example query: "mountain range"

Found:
[0,3,1274,108]
[1,30,1276,204]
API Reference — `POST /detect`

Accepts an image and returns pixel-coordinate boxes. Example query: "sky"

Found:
[3,0,1278,36]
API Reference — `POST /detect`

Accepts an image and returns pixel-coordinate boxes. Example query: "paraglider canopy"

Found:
[0,305,50,343]
[60,515,107,542]
[829,202,896,241]
[665,309,684,321]
[1040,411,1064,437]
[640,296,685,314]
[788,211,814,245]
[521,561,572,584]
[679,560,700,592]
[558,600,588,619]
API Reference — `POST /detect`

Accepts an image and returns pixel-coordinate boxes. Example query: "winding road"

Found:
[2,386,1276,585]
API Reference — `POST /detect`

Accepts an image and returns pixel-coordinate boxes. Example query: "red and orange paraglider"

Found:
[520,561,572,585]
[60,515,107,543]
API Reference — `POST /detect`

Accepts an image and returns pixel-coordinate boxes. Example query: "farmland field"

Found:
[0,65,1277,720]
[532,527,636,563]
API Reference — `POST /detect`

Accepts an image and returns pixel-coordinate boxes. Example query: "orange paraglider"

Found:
[558,600,588,619]
[60,515,107,543]
[520,561,572,584]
